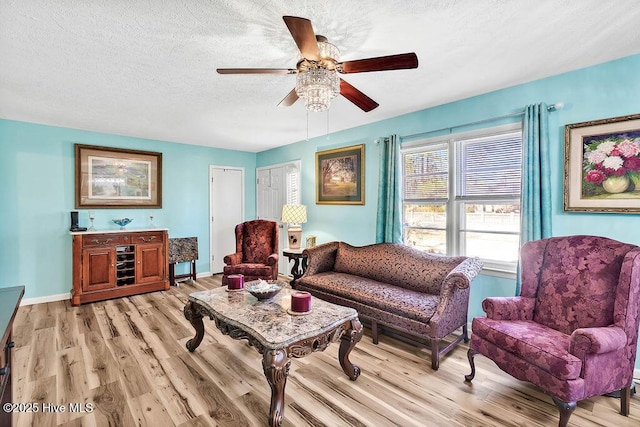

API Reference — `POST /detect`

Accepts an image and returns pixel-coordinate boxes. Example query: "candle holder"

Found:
[88,213,96,231]
[289,291,312,314]
[149,214,155,228]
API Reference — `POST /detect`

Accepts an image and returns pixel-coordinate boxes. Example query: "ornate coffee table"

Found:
[183,285,363,427]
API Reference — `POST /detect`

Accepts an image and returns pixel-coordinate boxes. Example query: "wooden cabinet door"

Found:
[82,247,116,291]
[135,243,164,284]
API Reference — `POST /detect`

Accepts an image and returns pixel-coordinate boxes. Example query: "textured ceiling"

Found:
[1,1,640,152]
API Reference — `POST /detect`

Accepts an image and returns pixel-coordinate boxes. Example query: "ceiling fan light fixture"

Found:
[295,38,340,112]
[295,65,339,112]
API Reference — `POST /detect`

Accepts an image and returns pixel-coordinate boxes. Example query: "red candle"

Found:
[227,274,244,290]
[291,291,311,312]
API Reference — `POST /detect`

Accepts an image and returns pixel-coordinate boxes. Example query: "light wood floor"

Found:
[10,275,640,427]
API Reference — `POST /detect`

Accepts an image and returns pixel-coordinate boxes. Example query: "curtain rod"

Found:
[401,102,564,142]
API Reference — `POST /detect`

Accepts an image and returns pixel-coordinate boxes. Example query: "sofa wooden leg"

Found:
[620,386,631,416]
[371,320,379,345]
[464,348,477,382]
[431,340,440,370]
[552,396,576,427]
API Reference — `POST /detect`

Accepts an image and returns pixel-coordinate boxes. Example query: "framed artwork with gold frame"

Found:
[564,113,640,213]
[315,144,365,205]
[75,144,162,208]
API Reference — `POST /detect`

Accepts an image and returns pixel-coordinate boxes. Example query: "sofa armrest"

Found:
[302,241,339,276]
[267,253,278,266]
[482,297,535,321]
[442,257,483,290]
[223,252,242,266]
[569,326,627,358]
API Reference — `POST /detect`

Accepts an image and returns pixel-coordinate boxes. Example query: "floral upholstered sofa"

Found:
[295,241,483,369]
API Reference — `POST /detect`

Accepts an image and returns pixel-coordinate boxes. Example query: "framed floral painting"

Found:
[564,113,640,212]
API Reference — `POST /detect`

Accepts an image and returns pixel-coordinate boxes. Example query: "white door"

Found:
[210,166,244,274]
[256,161,301,274]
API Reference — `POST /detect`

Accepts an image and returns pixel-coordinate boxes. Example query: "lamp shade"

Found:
[281,204,307,224]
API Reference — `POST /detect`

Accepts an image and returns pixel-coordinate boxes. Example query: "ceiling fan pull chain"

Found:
[326,110,330,138]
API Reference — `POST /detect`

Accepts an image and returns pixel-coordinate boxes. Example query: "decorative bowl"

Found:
[113,218,133,229]
[247,281,283,300]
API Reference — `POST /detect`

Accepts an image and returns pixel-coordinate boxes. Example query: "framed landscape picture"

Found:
[75,144,162,208]
[316,144,365,205]
[564,113,640,212]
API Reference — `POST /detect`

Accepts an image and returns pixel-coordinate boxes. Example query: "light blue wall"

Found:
[258,54,640,368]
[1,54,639,367]
[0,120,257,298]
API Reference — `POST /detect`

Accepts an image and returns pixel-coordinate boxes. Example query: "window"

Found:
[402,125,522,272]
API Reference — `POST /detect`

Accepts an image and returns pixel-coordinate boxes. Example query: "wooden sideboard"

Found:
[1,286,24,427]
[71,229,169,305]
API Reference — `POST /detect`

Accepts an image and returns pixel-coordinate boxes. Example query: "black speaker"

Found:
[69,211,86,232]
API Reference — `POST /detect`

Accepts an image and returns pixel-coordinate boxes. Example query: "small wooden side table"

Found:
[283,248,308,286]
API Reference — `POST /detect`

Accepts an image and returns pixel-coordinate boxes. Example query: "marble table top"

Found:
[188,285,358,350]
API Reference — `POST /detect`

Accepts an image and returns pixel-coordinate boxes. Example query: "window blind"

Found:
[456,131,522,197]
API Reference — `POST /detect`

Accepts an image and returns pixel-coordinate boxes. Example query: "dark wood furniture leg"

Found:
[262,348,290,427]
[371,319,379,344]
[183,301,205,352]
[621,385,631,416]
[465,348,477,382]
[552,396,576,427]
[290,257,301,284]
[169,263,176,286]
[339,318,363,380]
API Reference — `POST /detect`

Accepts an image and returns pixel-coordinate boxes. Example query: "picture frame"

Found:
[316,144,365,205]
[564,113,640,213]
[75,144,162,208]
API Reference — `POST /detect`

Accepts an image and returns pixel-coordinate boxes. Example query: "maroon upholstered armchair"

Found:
[222,220,279,286]
[466,235,640,427]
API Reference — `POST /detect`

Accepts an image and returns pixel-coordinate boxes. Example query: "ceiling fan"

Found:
[216,16,419,112]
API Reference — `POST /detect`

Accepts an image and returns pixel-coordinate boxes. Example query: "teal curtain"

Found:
[517,103,553,294]
[376,135,402,243]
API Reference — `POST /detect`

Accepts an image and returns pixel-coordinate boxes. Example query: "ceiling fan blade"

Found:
[283,16,320,60]
[340,79,379,112]
[278,89,299,107]
[338,52,418,74]
[217,68,297,75]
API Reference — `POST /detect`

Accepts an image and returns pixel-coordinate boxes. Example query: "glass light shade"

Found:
[295,40,340,112]
[281,204,307,224]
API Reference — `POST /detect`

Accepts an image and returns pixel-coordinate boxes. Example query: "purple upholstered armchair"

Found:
[465,235,640,427]
[222,220,279,286]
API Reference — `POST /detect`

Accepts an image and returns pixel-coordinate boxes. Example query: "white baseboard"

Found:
[19,273,214,305]
[21,292,71,306]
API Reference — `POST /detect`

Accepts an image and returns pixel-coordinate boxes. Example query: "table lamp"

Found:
[281,204,307,249]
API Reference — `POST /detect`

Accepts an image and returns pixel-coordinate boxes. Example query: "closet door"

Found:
[210,166,244,274]
[256,161,301,274]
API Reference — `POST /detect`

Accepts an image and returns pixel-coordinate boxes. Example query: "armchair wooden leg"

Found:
[552,396,576,427]
[431,340,440,370]
[465,348,477,382]
[463,323,469,343]
[621,386,631,416]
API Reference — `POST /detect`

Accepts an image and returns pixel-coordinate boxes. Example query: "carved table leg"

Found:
[183,301,205,352]
[339,318,363,380]
[263,348,290,427]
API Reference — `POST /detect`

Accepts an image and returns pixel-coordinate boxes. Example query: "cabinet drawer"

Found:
[83,234,122,247]
[130,232,164,244]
